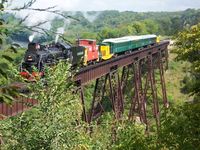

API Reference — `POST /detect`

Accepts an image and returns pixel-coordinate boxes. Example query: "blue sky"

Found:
[10,0,200,12]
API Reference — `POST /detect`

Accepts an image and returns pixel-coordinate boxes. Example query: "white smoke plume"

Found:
[82,11,100,22]
[55,19,70,43]
[29,33,35,42]
[55,34,59,43]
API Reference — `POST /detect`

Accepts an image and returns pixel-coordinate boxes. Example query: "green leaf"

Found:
[10,46,18,53]
[2,94,14,104]
[2,55,14,62]
[6,87,19,97]
[0,95,4,103]
[0,62,9,69]
[10,43,21,53]
[0,67,7,79]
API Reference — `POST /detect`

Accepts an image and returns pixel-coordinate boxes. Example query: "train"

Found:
[20,34,159,79]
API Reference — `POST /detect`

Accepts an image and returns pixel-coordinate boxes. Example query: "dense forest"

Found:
[3,9,200,44]
[0,1,200,149]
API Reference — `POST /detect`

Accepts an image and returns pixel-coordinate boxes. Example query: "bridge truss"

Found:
[75,41,169,131]
[0,41,169,132]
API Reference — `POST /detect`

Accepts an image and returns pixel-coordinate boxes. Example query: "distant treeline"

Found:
[6,9,200,43]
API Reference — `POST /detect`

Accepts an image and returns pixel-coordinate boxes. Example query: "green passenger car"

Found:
[102,35,157,54]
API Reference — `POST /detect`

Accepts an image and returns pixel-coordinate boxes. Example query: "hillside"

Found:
[4,9,200,44]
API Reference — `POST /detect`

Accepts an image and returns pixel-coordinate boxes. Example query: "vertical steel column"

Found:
[88,78,99,123]
[129,89,136,120]
[142,71,150,132]
[143,71,150,108]
[98,74,108,113]
[138,61,148,125]
[121,66,127,91]
[148,55,160,128]
[101,74,108,101]
[80,86,88,122]
[128,64,136,120]
[88,75,109,122]
[117,72,124,114]
[134,61,147,124]
[165,48,169,70]
[87,74,112,122]
[121,66,126,84]
[121,66,130,105]
[134,61,143,122]
[113,72,119,119]
[108,70,124,120]
[115,71,123,119]
[0,103,3,120]
[120,66,126,96]
[108,73,116,114]
[129,63,137,120]
[152,56,160,117]
[159,52,169,108]
[129,61,145,123]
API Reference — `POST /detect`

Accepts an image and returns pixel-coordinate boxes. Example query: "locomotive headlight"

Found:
[27,55,33,61]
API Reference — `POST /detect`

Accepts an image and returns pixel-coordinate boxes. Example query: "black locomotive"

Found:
[20,42,85,79]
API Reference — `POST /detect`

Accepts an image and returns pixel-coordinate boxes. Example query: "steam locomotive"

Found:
[20,42,85,79]
[20,35,159,79]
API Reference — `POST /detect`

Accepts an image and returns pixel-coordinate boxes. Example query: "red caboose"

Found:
[78,39,99,65]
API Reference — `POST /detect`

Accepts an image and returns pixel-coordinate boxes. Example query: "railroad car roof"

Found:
[102,34,157,43]
[78,39,96,42]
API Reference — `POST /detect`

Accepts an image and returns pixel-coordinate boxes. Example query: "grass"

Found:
[165,49,191,104]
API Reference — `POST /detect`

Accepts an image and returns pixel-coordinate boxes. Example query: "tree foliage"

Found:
[174,23,200,98]
[158,103,200,150]
[49,9,200,41]
[0,0,78,103]
[0,62,89,149]
[112,103,200,150]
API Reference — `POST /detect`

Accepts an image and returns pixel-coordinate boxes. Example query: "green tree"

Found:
[0,62,90,149]
[132,21,147,35]
[0,0,23,103]
[143,19,159,34]
[0,0,77,103]
[97,27,120,41]
[158,103,200,150]
[174,23,200,99]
